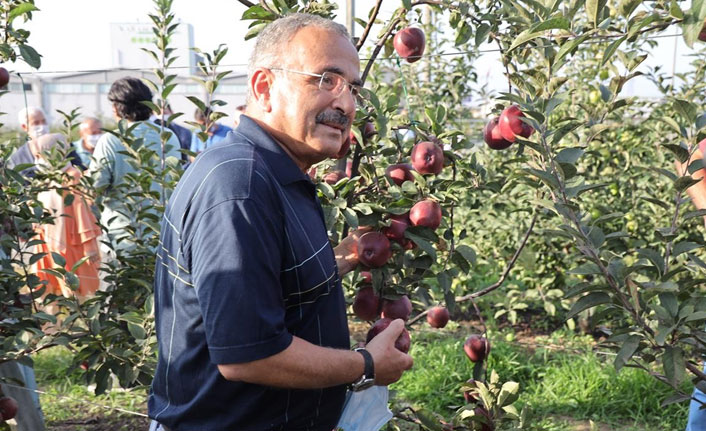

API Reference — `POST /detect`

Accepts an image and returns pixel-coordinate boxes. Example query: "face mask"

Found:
[85,134,102,150]
[336,386,393,431]
[29,124,49,139]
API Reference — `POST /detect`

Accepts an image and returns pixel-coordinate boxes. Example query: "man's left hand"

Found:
[334,227,372,276]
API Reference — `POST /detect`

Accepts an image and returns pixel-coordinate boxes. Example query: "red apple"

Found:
[353,286,380,321]
[483,117,513,150]
[0,68,9,88]
[474,406,494,431]
[464,334,490,362]
[498,105,534,143]
[365,317,411,353]
[360,271,372,283]
[80,360,89,370]
[411,141,444,174]
[427,306,450,328]
[381,295,412,321]
[463,379,480,404]
[363,122,377,138]
[382,213,410,243]
[393,27,426,63]
[0,396,18,421]
[385,163,415,186]
[409,199,442,230]
[323,170,346,185]
[699,21,706,42]
[356,231,392,268]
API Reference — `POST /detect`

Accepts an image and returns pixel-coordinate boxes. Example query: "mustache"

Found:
[315,111,350,128]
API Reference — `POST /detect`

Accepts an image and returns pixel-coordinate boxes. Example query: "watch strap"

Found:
[354,347,374,380]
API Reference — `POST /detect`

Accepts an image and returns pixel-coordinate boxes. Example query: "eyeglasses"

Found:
[269,67,362,99]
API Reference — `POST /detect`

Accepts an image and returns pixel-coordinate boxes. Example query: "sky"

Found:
[9,0,700,98]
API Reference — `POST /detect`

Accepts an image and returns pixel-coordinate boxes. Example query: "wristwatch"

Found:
[350,348,375,392]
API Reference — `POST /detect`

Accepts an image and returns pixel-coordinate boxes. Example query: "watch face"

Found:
[352,377,375,392]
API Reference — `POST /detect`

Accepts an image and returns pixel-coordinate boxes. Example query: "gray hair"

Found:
[79,116,101,132]
[17,106,47,128]
[246,13,351,102]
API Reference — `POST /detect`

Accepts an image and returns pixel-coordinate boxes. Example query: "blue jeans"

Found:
[687,363,706,431]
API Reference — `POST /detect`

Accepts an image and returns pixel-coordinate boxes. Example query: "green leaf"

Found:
[498,381,521,407]
[670,0,685,19]
[19,44,42,69]
[685,311,706,323]
[664,144,690,163]
[637,248,665,275]
[455,245,477,266]
[404,231,437,261]
[415,408,443,431]
[556,147,584,164]
[587,0,608,26]
[601,36,626,66]
[614,334,640,372]
[682,0,706,47]
[675,176,701,193]
[663,346,686,386]
[8,2,39,22]
[673,241,701,257]
[673,98,697,122]
[568,262,602,275]
[128,322,146,340]
[342,207,358,229]
[567,292,612,319]
[508,30,545,52]
[555,33,592,66]
[242,5,278,20]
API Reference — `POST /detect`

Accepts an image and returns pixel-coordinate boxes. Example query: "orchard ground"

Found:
[34,315,687,431]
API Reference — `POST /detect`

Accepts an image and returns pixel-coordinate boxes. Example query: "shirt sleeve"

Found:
[88,134,116,190]
[189,197,292,365]
[190,133,204,153]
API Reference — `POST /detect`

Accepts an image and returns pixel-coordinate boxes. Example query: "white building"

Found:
[0,21,247,130]
[1,69,247,130]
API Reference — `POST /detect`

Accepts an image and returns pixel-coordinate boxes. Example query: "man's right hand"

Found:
[364,319,414,385]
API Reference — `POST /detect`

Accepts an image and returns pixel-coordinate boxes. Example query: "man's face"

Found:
[80,120,102,151]
[21,111,46,132]
[266,26,360,168]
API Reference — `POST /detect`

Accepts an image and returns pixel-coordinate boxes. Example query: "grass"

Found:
[31,325,692,430]
[390,324,690,430]
[33,347,149,431]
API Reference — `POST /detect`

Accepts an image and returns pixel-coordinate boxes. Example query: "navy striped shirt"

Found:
[149,115,350,431]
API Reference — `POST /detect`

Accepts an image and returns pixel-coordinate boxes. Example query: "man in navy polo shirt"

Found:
[149,13,413,431]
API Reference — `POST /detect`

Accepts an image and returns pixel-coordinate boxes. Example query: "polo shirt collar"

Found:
[235,115,311,186]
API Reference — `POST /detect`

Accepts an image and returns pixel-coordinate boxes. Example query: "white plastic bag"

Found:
[335,386,393,431]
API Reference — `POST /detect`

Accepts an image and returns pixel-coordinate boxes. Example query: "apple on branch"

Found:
[410,199,442,230]
[498,105,534,143]
[464,334,491,363]
[385,163,415,186]
[0,68,9,88]
[483,117,513,150]
[353,285,380,321]
[427,306,450,328]
[356,231,392,268]
[381,295,412,321]
[411,141,444,175]
[393,27,426,63]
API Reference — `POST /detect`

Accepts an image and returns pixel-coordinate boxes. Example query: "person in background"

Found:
[675,140,706,431]
[72,117,102,168]
[233,104,246,128]
[155,103,192,164]
[88,77,181,252]
[188,107,233,160]
[6,107,85,176]
[31,133,102,300]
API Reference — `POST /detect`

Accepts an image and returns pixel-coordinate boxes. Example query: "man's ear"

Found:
[20,124,28,133]
[249,68,274,113]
